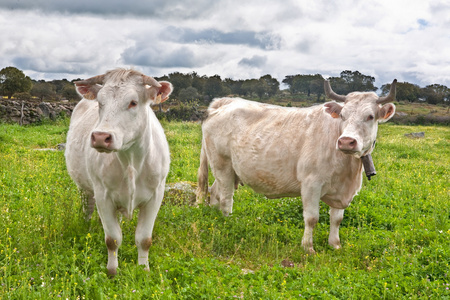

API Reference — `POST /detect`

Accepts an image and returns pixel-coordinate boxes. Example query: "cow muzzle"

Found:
[91,131,115,152]
[337,136,362,154]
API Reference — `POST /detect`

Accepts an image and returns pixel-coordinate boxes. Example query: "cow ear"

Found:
[74,83,102,100]
[146,81,173,104]
[324,101,343,118]
[378,103,396,123]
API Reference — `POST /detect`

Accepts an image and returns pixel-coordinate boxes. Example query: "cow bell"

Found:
[361,154,376,180]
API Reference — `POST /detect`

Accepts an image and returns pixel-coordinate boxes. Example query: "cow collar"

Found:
[361,140,377,180]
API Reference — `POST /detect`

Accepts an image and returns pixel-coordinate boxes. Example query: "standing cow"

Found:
[65,69,172,275]
[197,79,396,253]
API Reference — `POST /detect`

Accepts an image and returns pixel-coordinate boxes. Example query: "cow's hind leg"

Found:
[97,200,122,276]
[209,174,240,209]
[209,181,220,207]
[328,207,345,249]
[210,157,236,216]
[300,182,321,254]
[135,184,164,271]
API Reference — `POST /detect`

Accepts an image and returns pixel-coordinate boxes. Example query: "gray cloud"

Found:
[238,55,267,68]
[0,0,217,19]
[12,56,95,75]
[165,27,281,49]
[295,38,315,54]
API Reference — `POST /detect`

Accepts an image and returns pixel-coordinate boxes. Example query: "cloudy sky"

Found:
[0,0,449,89]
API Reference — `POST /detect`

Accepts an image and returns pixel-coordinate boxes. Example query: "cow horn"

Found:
[74,74,105,86]
[324,80,347,102]
[377,79,397,104]
[142,75,162,88]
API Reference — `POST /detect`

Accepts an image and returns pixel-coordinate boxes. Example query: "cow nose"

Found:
[338,137,357,151]
[91,132,113,150]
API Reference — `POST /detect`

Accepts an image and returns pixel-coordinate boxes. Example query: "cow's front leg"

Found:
[329,207,345,249]
[97,200,122,276]
[82,191,95,221]
[300,183,321,254]
[135,185,164,271]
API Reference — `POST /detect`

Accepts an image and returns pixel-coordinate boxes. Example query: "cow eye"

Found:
[367,115,374,121]
[128,100,138,109]
[340,114,346,121]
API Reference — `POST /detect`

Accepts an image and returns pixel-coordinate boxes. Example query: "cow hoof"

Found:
[107,268,117,278]
[329,240,341,250]
[302,247,316,255]
[222,211,232,217]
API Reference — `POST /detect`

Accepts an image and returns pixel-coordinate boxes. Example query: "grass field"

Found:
[0,119,449,299]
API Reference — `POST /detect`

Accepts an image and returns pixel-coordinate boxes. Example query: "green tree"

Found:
[421,84,448,105]
[381,81,420,102]
[0,66,33,99]
[259,74,280,97]
[167,72,192,97]
[191,72,206,94]
[309,75,325,102]
[254,79,268,100]
[204,75,223,102]
[241,79,258,97]
[61,84,79,100]
[51,79,71,94]
[327,77,347,95]
[283,74,323,99]
[340,70,376,93]
[282,75,297,94]
[31,81,56,101]
[179,86,199,103]
[224,78,244,96]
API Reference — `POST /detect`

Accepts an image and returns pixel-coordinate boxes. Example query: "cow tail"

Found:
[196,140,209,205]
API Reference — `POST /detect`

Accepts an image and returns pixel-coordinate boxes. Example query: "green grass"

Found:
[0,119,449,299]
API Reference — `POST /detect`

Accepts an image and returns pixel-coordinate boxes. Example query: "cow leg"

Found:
[218,171,236,216]
[135,184,164,271]
[97,201,122,276]
[328,208,345,249]
[209,181,220,207]
[82,191,95,221]
[209,157,236,216]
[300,184,321,254]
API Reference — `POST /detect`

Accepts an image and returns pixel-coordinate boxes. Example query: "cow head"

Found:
[74,69,173,153]
[323,79,396,157]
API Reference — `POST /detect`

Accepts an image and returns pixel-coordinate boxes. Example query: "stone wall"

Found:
[0,99,206,124]
[0,100,76,125]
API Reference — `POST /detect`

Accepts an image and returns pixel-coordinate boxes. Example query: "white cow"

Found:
[65,69,172,276]
[197,80,396,253]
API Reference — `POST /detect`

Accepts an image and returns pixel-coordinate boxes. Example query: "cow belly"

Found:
[235,165,300,198]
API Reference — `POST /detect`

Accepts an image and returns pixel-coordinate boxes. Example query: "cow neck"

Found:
[115,108,151,174]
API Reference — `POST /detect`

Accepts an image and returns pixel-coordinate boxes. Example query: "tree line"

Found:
[0,66,449,105]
